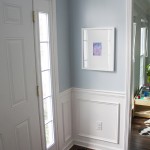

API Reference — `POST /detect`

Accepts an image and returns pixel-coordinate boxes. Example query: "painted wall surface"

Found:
[69,0,126,92]
[56,0,71,92]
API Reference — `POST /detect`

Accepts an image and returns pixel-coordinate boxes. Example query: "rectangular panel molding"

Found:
[3,3,22,24]
[58,89,73,150]
[6,39,27,107]
[0,134,4,150]
[72,88,126,150]
[15,120,31,150]
[62,101,72,142]
[77,99,120,144]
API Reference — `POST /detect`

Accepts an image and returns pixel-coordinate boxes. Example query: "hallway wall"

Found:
[69,0,126,92]
[56,0,71,92]
[68,0,127,149]
[56,0,128,150]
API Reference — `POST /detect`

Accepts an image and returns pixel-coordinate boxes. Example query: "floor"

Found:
[129,117,150,150]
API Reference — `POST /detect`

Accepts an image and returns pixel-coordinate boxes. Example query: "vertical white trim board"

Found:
[124,0,133,149]
[58,89,73,150]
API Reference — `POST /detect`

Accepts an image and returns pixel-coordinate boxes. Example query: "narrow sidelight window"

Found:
[38,12,54,148]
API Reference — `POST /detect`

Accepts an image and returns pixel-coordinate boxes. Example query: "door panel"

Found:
[6,39,27,107]
[15,120,31,150]
[0,0,42,150]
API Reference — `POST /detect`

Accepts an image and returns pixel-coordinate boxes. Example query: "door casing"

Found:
[124,0,133,150]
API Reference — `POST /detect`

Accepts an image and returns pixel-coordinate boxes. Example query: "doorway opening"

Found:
[129,0,150,149]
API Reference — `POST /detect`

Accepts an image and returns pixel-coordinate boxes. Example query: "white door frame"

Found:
[48,1,60,149]
[33,0,60,149]
[124,0,133,150]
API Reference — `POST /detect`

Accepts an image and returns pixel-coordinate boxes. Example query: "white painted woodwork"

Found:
[6,39,27,107]
[72,88,126,150]
[77,100,119,144]
[58,89,73,150]
[33,0,59,150]
[124,0,133,149]
[16,120,31,150]
[0,0,42,149]
[58,88,126,150]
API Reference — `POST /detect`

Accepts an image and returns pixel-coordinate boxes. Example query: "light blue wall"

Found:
[56,0,71,92]
[69,0,126,92]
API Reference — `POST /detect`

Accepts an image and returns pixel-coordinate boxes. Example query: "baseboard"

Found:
[74,140,122,150]
[62,139,74,150]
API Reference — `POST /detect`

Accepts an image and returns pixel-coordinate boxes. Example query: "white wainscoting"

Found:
[57,89,73,150]
[58,88,126,150]
[72,88,126,150]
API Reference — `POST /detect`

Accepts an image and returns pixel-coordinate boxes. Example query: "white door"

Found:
[0,0,42,150]
[33,0,58,150]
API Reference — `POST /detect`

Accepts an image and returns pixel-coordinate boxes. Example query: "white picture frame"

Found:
[82,27,115,71]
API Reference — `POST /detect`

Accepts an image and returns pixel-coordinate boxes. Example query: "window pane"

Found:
[42,70,52,98]
[39,13,49,42]
[45,122,54,148]
[43,97,53,124]
[40,43,50,71]
[39,11,55,149]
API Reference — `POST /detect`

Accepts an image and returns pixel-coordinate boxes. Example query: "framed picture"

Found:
[82,27,115,71]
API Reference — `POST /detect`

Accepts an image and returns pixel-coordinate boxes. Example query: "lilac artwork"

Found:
[93,42,102,56]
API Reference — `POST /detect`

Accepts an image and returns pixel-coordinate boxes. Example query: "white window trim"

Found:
[33,0,59,150]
